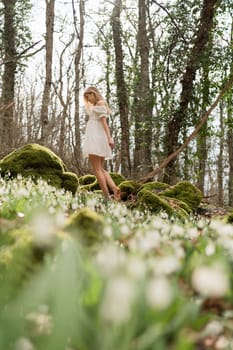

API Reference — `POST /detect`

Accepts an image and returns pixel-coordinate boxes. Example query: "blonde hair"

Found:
[83,86,111,114]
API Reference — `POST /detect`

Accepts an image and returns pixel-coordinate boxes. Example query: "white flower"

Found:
[101,276,135,323]
[205,243,215,256]
[210,220,233,237]
[170,224,185,237]
[191,264,229,297]
[30,212,55,247]
[152,255,181,276]
[186,227,199,239]
[96,244,126,276]
[103,225,113,238]
[215,336,229,349]
[203,320,223,336]
[146,276,173,310]
[26,304,52,336]
[126,256,146,279]
[14,338,34,350]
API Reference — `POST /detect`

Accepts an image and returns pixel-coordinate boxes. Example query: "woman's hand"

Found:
[108,137,115,149]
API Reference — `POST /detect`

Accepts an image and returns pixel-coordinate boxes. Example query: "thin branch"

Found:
[151,0,187,44]
[0,102,14,113]
[140,73,233,183]
[0,41,44,66]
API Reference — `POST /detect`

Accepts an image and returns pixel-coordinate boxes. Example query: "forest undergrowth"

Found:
[0,176,233,350]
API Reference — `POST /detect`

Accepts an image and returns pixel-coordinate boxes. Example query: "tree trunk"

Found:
[40,0,55,145]
[217,101,224,206]
[73,0,84,173]
[111,0,131,177]
[0,0,16,154]
[163,0,219,183]
[196,62,210,193]
[133,0,153,178]
[227,99,233,206]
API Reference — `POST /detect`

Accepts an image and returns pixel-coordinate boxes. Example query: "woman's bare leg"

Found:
[100,158,121,200]
[89,155,110,198]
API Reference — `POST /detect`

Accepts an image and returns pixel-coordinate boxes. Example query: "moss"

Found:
[0,143,78,194]
[61,172,79,195]
[66,208,105,245]
[159,181,202,211]
[227,211,233,224]
[109,172,126,186]
[119,180,141,200]
[137,189,174,215]
[89,180,101,191]
[161,196,191,215]
[139,181,169,193]
[78,174,96,186]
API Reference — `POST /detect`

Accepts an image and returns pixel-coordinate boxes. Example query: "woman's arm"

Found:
[100,117,114,148]
[96,100,114,148]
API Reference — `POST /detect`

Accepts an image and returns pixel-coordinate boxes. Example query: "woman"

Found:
[83,86,121,200]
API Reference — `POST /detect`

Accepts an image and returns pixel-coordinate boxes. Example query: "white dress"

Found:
[83,105,113,159]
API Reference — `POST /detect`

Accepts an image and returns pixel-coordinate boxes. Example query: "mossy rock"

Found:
[109,172,126,186]
[162,196,192,215]
[159,181,202,211]
[227,210,233,224]
[137,189,189,219]
[139,181,169,193]
[137,189,174,216]
[119,180,141,200]
[78,174,96,186]
[66,207,105,245]
[0,144,79,194]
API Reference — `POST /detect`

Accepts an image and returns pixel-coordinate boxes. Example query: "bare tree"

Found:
[72,0,85,173]
[111,0,131,177]
[0,0,16,154]
[40,0,55,145]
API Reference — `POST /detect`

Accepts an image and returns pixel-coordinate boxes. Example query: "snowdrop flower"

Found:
[14,338,34,350]
[152,255,181,276]
[129,230,160,253]
[71,201,78,211]
[220,224,233,237]
[215,336,229,349]
[169,224,185,238]
[120,224,130,236]
[26,305,52,336]
[186,227,199,240]
[146,276,173,310]
[172,241,185,259]
[103,225,113,238]
[30,212,55,247]
[191,264,229,297]
[126,256,146,279]
[96,244,126,276]
[101,276,135,323]
[205,243,215,256]
[15,187,30,199]
[86,197,98,209]
[204,320,223,336]
[209,220,228,234]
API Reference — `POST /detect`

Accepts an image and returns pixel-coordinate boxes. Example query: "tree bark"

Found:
[133,0,153,178]
[217,101,224,206]
[40,0,55,145]
[111,0,131,177]
[196,61,210,192]
[163,0,219,183]
[0,0,17,154]
[73,0,84,173]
